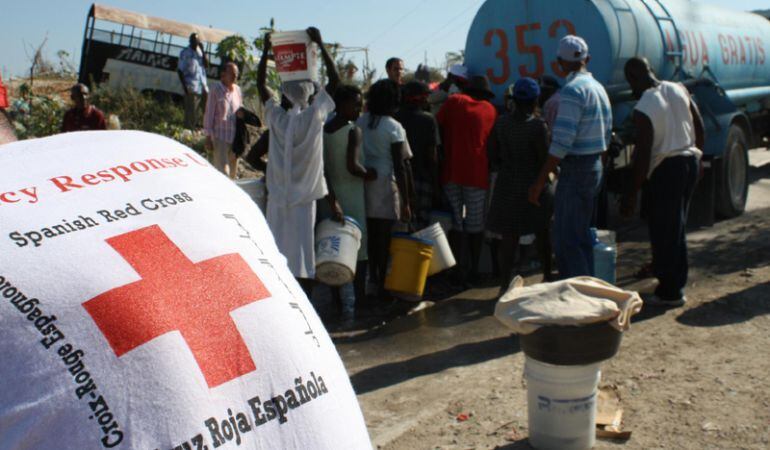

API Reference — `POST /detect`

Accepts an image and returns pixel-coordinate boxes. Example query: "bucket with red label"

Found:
[272,30,319,82]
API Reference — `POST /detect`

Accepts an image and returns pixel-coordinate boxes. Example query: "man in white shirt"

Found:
[256,27,339,294]
[621,57,705,307]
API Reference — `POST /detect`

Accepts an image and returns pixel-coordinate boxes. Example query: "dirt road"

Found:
[340,149,770,449]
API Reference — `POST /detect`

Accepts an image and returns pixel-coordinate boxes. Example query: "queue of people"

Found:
[53,30,702,324]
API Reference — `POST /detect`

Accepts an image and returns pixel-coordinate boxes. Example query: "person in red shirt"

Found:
[0,73,8,110]
[61,84,106,133]
[436,75,498,286]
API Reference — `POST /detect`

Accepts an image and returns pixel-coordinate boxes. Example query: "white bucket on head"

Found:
[271,30,319,82]
[429,210,453,234]
[235,178,266,213]
[315,217,362,286]
[412,222,456,276]
[524,356,601,450]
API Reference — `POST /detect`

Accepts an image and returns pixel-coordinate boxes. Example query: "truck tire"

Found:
[715,124,749,218]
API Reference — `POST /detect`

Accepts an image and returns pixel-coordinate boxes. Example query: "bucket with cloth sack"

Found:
[384,233,434,301]
[495,277,642,450]
[315,217,362,286]
[272,30,319,82]
[412,222,455,276]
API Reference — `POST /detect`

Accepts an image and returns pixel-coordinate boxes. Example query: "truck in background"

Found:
[78,3,233,100]
[465,0,770,221]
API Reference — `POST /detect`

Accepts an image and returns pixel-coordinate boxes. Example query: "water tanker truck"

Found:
[465,0,770,219]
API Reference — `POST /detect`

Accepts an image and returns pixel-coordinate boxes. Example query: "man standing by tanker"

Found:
[621,57,704,307]
[385,57,405,85]
[528,35,612,279]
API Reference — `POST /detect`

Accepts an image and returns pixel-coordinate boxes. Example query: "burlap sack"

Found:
[494,276,643,335]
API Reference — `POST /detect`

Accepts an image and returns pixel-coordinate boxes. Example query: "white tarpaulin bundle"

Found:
[0,131,371,449]
[494,276,643,335]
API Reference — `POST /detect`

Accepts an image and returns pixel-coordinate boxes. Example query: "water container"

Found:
[524,357,602,450]
[594,243,617,285]
[412,222,456,276]
[271,30,319,82]
[590,228,616,284]
[595,229,615,246]
[315,217,362,286]
[235,178,266,213]
[428,210,453,234]
[384,234,434,301]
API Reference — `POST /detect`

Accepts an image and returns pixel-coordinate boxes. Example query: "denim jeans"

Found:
[553,154,603,278]
[647,155,699,300]
[338,282,356,318]
[315,282,356,319]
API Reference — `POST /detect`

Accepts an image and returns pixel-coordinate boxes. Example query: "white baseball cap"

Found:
[558,35,589,62]
[448,64,469,80]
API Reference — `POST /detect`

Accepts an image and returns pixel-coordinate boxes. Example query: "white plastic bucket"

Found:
[271,30,318,82]
[235,178,266,213]
[429,210,453,234]
[315,217,362,286]
[524,356,601,450]
[412,222,456,276]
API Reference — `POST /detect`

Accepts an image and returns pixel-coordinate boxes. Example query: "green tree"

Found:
[214,21,281,105]
[215,35,254,66]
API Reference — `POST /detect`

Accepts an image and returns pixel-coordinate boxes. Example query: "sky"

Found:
[1,0,768,80]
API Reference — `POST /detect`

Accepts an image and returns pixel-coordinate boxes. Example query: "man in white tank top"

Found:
[621,57,705,307]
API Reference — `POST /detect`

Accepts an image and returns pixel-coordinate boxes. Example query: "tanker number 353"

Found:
[485,19,575,84]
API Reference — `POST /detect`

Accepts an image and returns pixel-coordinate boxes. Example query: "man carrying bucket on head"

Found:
[256,27,340,295]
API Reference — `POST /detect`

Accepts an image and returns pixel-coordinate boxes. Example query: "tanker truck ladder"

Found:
[606,0,641,63]
[640,0,685,79]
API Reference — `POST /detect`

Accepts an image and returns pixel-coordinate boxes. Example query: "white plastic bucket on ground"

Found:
[315,217,362,286]
[235,178,266,213]
[524,356,601,450]
[271,30,318,82]
[429,210,453,234]
[412,222,456,276]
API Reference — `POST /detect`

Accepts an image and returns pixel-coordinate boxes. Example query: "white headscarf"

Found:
[273,80,327,207]
[280,80,316,110]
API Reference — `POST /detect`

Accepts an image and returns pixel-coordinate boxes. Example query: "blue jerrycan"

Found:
[590,228,616,284]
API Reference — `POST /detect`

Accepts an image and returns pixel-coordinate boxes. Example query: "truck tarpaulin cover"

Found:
[0,131,371,450]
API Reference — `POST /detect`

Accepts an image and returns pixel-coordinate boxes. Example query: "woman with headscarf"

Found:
[487,78,555,291]
[256,27,340,294]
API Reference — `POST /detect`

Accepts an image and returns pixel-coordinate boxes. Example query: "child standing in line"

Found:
[357,79,413,303]
[319,85,376,327]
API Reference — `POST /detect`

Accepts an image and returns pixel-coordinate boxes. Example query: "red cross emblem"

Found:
[83,225,270,388]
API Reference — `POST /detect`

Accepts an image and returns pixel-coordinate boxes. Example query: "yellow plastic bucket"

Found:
[384,233,434,301]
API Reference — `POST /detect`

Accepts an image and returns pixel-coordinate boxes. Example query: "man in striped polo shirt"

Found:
[529,35,612,278]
